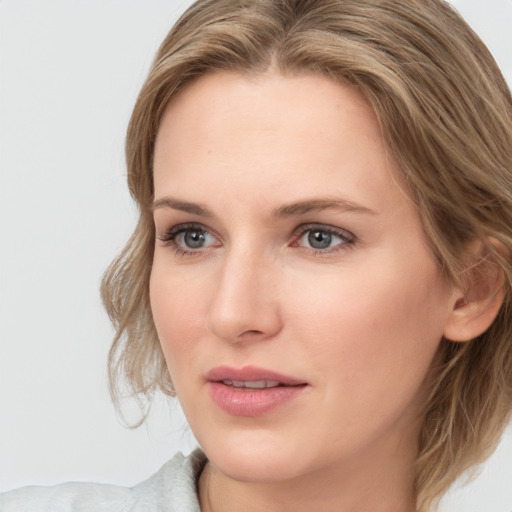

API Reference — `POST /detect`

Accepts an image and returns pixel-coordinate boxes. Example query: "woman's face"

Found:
[150,71,457,483]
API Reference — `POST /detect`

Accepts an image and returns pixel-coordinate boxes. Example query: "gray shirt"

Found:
[0,449,207,511]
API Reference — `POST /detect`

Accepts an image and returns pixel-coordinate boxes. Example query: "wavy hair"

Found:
[101,0,512,509]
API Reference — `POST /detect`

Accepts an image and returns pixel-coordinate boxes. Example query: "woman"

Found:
[2,0,511,511]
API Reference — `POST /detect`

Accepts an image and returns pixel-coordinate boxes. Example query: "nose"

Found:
[206,248,283,343]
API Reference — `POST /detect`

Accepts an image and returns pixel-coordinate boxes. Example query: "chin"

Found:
[198,431,311,483]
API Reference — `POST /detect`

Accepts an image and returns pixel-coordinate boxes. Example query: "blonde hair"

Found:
[101,0,512,509]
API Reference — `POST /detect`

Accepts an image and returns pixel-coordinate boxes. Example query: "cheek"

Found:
[285,260,449,398]
[149,263,208,385]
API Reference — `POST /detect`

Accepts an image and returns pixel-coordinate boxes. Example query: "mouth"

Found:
[206,365,308,416]
[206,365,307,386]
[220,379,283,389]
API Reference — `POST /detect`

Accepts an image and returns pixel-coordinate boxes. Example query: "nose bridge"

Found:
[206,242,282,342]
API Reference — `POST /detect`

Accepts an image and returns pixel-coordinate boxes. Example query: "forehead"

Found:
[156,70,382,147]
[153,70,409,217]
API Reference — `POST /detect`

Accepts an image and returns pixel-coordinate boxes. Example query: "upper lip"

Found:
[206,365,307,386]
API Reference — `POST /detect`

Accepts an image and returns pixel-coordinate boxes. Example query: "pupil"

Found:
[184,230,205,248]
[308,230,331,249]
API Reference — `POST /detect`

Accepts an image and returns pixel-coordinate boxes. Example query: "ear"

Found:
[443,238,505,342]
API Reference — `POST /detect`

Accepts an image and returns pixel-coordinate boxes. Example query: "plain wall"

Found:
[0,1,511,510]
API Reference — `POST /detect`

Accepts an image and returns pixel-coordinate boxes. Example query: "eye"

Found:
[293,224,355,253]
[158,223,219,253]
[303,230,337,250]
[177,228,213,249]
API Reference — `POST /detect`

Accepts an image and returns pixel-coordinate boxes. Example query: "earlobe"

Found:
[443,239,505,343]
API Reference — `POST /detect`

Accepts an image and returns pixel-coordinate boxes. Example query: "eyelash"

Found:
[157,222,356,256]
[291,223,356,255]
[158,223,218,257]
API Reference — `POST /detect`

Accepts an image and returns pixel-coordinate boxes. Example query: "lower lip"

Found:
[208,382,307,417]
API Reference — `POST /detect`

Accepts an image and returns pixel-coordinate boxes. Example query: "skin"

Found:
[150,71,462,512]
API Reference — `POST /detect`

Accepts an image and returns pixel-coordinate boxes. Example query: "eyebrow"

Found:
[272,198,377,217]
[151,196,376,217]
[152,197,214,217]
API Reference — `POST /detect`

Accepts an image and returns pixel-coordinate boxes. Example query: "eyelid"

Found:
[156,221,356,256]
[290,223,356,251]
[157,222,221,254]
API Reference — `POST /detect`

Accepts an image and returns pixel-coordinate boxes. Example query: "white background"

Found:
[0,1,511,510]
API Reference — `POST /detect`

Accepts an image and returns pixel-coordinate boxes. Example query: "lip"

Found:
[206,365,308,417]
[206,365,306,385]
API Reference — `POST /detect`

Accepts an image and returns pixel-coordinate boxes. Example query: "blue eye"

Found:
[295,225,353,252]
[305,230,336,249]
[159,224,218,253]
[177,228,212,249]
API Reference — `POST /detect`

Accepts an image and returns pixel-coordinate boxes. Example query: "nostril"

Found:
[236,329,265,339]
